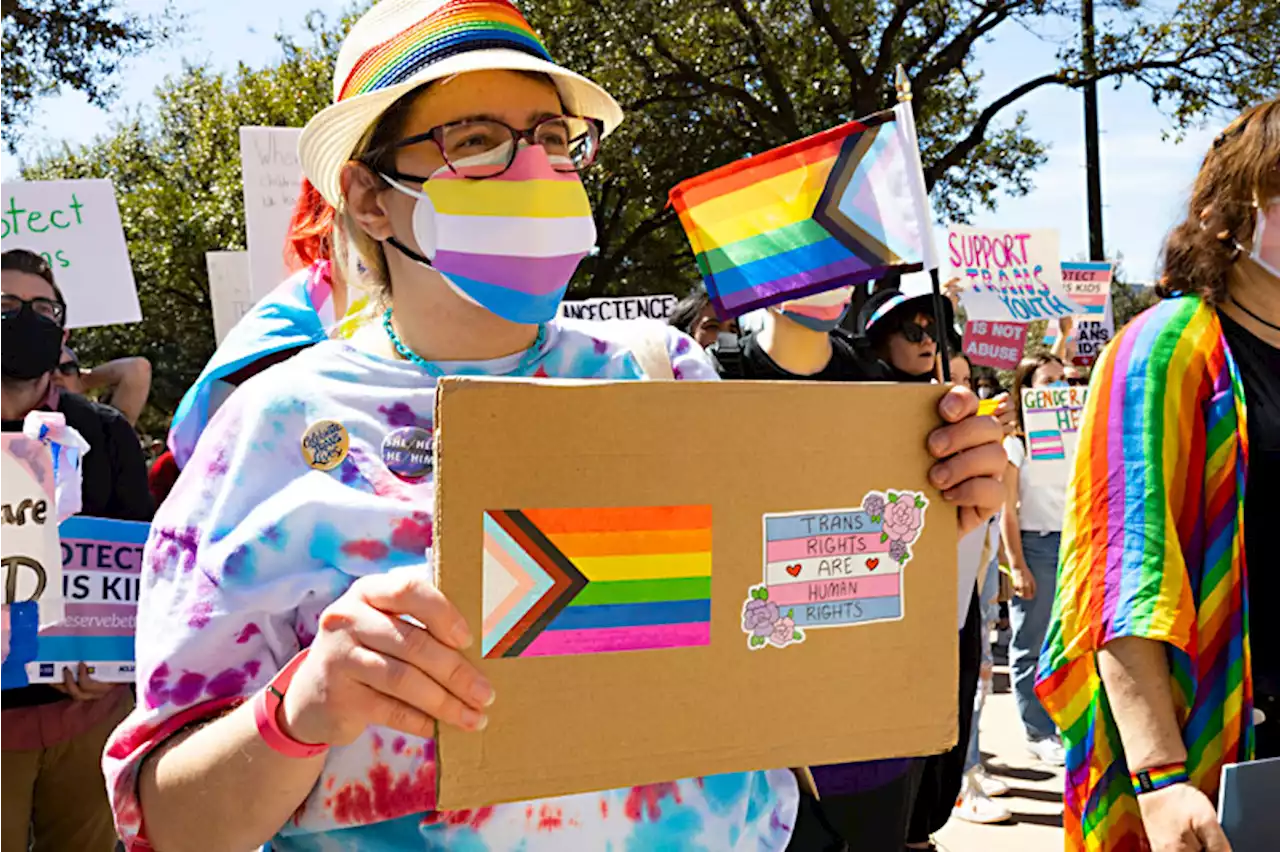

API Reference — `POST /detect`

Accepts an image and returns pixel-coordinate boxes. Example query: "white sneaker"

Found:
[952,772,1012,824]
[973,765,1010,797]
[1026,737,1066,766]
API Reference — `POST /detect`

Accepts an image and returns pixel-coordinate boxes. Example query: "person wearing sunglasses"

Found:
[1064,364,1090,387]
[2,248,152,852]
[857,288,951,382]
[51,345,153,427]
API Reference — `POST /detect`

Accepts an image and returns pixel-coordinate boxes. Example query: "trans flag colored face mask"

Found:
[383,145,596,325]
[775,285,854,333]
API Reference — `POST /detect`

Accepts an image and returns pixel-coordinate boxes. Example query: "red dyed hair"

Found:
[284,178,336,272]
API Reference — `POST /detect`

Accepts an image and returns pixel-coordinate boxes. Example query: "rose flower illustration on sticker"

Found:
[745,489,929,650]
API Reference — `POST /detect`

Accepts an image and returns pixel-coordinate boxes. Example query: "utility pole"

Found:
[1082,0,1105,261]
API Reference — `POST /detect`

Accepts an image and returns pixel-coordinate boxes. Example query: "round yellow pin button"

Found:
[301,419,349,471]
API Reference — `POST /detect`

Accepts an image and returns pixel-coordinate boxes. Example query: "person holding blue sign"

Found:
[2,248,153,852]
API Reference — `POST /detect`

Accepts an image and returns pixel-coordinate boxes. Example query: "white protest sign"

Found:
[2,435,64,627]
[1020,385,1089,487]
[205,251,254,343]
[0,179,141,328]
[558,294,678,322]
[240,127,303,302]
[947,226,1082,322]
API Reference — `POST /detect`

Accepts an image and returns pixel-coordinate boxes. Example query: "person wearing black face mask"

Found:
[1,248,152,852]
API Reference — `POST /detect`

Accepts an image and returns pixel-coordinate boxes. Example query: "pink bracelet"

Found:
[252,649,329,758]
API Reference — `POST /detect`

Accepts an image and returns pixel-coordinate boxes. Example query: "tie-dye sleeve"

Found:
[102,373,360,845]
[664,326,719,380]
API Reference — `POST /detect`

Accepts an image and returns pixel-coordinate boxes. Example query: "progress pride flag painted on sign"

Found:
[962,319,1026,369]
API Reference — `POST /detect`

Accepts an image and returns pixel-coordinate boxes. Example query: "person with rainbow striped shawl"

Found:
[1037,100,1280,852]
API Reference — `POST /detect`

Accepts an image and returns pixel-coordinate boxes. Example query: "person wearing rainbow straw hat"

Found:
[102,2,1009,849]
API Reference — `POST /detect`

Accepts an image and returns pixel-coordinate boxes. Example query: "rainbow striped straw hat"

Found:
[299,0,624,206]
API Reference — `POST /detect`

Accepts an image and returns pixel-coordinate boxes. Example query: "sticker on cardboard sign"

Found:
[481,506,713,659]
[744,490,928,650]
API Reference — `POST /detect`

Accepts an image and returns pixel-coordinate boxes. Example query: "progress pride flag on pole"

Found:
[962,319,1027,369]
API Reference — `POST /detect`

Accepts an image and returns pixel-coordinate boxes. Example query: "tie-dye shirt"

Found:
[104,322,798,852]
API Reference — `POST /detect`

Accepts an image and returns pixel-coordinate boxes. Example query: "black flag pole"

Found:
[896,65,952,383]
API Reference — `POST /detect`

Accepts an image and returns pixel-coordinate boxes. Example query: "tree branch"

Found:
[808,0,867,98]
[871,0,925,81]
[724,0,801,136]
[925,72,1063,185]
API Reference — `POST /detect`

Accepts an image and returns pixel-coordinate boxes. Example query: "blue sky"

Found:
[2,0,1237,283]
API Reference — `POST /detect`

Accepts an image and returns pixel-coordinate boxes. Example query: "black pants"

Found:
[786,762,925,852]
[905,591,983,843]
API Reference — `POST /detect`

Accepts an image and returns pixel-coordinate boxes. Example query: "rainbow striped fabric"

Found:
[338,0,552,101]
[1035,295,1254,851]
[482,506,713,658]
[669,105,929,318]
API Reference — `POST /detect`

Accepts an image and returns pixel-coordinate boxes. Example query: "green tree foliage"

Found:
[22,1,1275,431]
[526,0,1279,297]
[1,0,173,148]
[23,14,346,435]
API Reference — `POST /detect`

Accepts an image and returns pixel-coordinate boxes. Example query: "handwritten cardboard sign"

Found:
[0,179,141,328]
[962,319,1027,369]
[240,127,303,301]
[1021,385,1089,486]
[13,516,148,684]
[1046,261,1115,364]
[2,435,63,627]
[433,377,958,808]
[948,226,1081,322]
[205,251,254,343]
[557,294,678,322]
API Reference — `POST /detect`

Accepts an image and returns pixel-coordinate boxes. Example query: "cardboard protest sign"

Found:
[1046,261,1115,364]
[206,251,254,343]
[12,517,148,684]
[962,319,1026,369]
[433,378,959,808]
[2,435,63,627]
[948,226,1081,322]
[1020,385,1089,484]
[240,127,303,301]
[0,179,141,328]
[557,294,678,322]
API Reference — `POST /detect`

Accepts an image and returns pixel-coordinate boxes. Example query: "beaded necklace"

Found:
[382,308,548,377]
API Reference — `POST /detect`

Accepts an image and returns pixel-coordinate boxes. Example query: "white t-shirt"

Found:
[1004,435,1065,533]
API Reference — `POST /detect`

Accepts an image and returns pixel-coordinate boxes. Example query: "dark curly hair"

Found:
[1156,98,1280,305]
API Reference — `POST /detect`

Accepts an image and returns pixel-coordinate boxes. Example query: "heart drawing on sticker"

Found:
[786,564,802,577]
[865,558,880,571]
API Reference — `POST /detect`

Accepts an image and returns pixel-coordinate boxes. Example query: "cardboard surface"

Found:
[433,378,959,809]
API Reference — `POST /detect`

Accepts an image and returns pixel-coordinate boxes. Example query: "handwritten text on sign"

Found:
[1020,386,1089,488]
[558,295,678,322]
[2,435,64,627]
[963,319,1026,369]
[0,180,141,328]
[948,226,1081,322]
[1051,262,1115,364]
[240,127,303,301]
[23,516,149,684]
[205,251,254,343]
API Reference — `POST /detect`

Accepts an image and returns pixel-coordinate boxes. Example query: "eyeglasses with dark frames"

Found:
[372,115,603,182]
[1,294,66,326]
